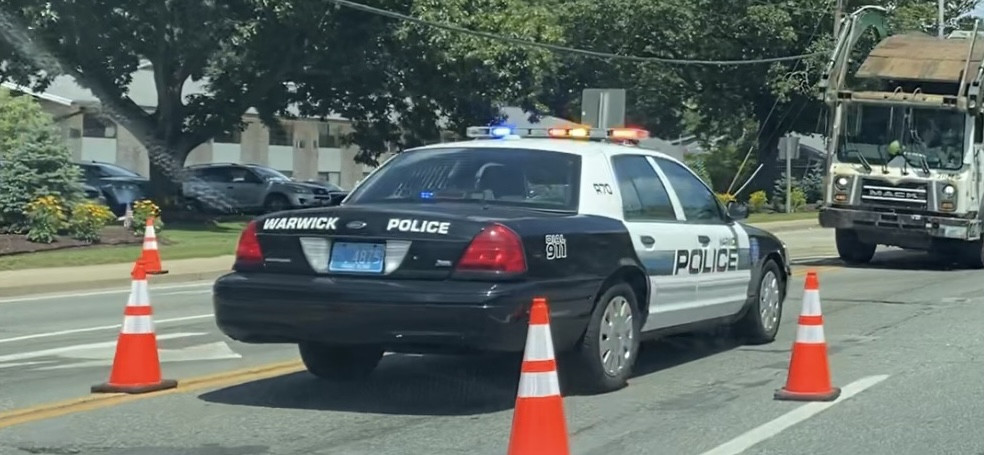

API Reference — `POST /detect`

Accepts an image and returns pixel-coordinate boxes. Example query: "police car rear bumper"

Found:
[819,206,981,241]
[213,272,599,354]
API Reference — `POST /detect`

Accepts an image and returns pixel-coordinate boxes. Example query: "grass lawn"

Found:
[746,210,819,224]
[0,221,247,271]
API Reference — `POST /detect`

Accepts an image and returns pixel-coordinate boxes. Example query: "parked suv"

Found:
[182,163,337,214]
[75,161,149,216]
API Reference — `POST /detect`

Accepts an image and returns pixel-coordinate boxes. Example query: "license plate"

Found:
[329,242,385,273]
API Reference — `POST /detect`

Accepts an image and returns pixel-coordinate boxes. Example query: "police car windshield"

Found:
[346,147,581,211]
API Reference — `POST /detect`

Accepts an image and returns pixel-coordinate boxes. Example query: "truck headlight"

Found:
[835,176,849,189]
[942,184,956,198]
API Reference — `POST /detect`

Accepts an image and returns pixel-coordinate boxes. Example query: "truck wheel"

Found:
[734,259,784,345]
[959,240,984,269]
[835,229,876,264]
[298,342,384,381]
[568,282,641,394]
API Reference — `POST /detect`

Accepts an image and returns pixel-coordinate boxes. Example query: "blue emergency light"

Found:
[489,126,514,138]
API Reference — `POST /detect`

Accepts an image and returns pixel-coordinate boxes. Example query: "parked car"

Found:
[301,179,348,206]
[181,163,341,214]
[75,161,150,216]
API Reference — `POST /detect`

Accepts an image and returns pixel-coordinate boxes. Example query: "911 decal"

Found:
[386,218,450,235]
[673,248,739,275]
[263,216,338,230]
[545,234,567,260]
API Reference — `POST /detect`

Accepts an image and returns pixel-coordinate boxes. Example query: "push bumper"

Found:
[819,206,981,242]
[212,272,599,354]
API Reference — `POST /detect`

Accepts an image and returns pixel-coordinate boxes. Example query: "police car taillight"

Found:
[456,223,527,273]
[235,221,264,268]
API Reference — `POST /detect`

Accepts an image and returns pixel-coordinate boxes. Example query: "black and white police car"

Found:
[213,125,791,393]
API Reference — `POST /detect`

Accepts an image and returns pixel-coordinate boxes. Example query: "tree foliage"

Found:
[0,89,83,233]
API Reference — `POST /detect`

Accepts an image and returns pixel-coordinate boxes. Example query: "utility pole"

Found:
[834,0,844,38]
[938,0,945,37]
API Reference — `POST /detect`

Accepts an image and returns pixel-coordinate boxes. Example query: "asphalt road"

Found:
[0,228,981,455]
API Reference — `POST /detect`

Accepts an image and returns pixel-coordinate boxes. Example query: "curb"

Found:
[1,218,823,297]
[0,269,229,299]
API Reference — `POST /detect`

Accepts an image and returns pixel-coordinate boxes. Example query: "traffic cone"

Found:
[139,216,168,275]
[91,259,177,394]
[774,270,841,402]
[507,297,570,455]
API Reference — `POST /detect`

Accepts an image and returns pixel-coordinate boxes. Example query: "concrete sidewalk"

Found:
[0,217,820,297]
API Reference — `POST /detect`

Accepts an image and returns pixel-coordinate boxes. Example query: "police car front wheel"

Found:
[734,260,784,344]
[298,342,384,381]
[568,282,641,394]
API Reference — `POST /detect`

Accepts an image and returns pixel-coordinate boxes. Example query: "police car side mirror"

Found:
[726,201,749,221]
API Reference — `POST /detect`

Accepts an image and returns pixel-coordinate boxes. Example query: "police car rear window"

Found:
[346,147,581,211]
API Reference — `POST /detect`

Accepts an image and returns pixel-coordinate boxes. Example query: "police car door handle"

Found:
[640,235,655,246]
[698,235,711,245]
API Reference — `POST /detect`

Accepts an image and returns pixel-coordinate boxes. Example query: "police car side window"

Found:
[610,155,675,221]
[653,158,724,223]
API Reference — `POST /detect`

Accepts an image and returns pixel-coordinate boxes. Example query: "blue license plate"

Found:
[329,242,385,273]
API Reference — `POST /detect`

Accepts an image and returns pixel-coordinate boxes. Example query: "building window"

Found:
[318,171,341,185]
[82,114,117,138]
[269,122,293,146]
[214,129,242,144]
[318,123,339,148]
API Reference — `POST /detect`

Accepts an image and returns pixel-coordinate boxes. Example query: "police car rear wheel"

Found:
[735,260,784,344]
[570,282,640,394]
[298,342,384,381]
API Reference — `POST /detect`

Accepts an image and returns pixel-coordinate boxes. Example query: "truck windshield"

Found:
[837,104,966,170]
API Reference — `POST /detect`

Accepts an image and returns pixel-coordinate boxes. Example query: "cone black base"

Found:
[91,379,178,394]
[147,270,169,275]
[774,386,841,402]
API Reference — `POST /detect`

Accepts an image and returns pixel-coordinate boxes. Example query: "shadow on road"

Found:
[198,333,740,416]
[793,248,976,272]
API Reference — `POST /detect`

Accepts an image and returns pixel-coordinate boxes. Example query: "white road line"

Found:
[0,332,206,363]
[0,281,215,304]
[698,374,890,455]
[0,314,214,345]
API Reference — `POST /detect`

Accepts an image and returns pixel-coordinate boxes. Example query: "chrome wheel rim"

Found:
[759,270,781,332]
[598,295,634,376]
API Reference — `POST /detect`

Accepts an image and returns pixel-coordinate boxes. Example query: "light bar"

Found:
[466,125,650,141]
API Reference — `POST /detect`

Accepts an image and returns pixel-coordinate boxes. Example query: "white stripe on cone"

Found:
[143,240,159,250]
[517,371,561,398]
[127,280,150,307]
[801,290,822,316]
[523,324,555,361]
[122,315,155,334]
[795,324,826,344]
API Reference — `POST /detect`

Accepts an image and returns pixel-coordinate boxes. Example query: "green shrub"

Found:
[132,199,164,236]
[748,190,768,213]
[68,201,116,242]
[790,187,807,212]
[0,89,83,233]
[24,195,66,243]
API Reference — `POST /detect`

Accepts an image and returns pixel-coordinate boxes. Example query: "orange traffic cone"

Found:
[774,270,841,402]
[91,259,177,394]
[139,216,168,275]
[507,297,570,455]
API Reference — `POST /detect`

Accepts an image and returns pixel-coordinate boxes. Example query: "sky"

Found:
[974,3,984,17]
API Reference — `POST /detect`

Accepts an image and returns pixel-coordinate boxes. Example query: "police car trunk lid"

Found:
[253,204,535,279]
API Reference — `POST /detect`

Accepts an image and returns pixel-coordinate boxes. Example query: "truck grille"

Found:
[859,179,928,210]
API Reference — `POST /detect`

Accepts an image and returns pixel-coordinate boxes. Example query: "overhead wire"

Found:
[324,0,825,66]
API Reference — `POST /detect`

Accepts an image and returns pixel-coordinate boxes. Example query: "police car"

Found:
[213,125,791,393]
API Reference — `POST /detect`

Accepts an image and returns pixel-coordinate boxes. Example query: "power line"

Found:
[324,0,825,66]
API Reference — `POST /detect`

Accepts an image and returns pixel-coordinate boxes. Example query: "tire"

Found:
[958,239,984,269]
[567,282,641,394]
[835,228,876,264]
[734,259,784,345]
[298,342,384,381]
[264,194,290,213]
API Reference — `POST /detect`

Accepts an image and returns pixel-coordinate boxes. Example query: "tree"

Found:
[0,89,83,233]
[0,0,560,201]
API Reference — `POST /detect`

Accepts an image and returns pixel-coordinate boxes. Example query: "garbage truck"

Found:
[817,5,984,268]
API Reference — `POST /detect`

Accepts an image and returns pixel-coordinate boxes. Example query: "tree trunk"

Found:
[144,141,193,210]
